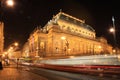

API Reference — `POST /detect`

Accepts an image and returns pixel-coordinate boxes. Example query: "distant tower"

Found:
[0,22,4,57]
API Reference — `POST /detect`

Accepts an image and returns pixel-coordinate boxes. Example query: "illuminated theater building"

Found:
[26,12,112,58]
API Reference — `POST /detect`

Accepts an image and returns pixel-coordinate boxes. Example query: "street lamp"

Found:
[109,16,117,54]
[61,36,69,48]
[109,27,115,33]
[0,0,14,21]
[6,0,14,7]
[109,27,116,44]
[14,42,19,47]
[0,0,14,60]
[61,36,69,56]
[0,0,14,7]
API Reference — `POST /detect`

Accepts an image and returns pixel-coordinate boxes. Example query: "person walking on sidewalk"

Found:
[0,61,3,70]
[17,58,19,68]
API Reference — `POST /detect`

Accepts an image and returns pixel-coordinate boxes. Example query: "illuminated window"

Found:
[67,27,70,30]
[40,42,44,49]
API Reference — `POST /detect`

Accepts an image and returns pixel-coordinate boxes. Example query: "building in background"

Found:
[0,22,4,57]
[22,42,29,58]
[23,12,113,58]
[11,51,21,59]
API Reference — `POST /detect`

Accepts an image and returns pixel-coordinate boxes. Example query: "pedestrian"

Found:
[5,59,9,65]
[17,58,19,68]
[0,61,3,70]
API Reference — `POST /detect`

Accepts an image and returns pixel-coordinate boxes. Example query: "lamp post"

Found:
[0,0,14,59]
[109,16,117,54]
[61,36,69,56]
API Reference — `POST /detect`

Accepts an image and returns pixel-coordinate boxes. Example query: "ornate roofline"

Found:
[53,11,85,23]
[52,11,95,32]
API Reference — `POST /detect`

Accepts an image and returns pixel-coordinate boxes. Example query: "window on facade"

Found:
[71,28,74,32]
[76,29,78,31]
[31,44,34,52]
[91,34,93,36]
[34,41,37,50]
[67,27,70,31]
[62,25,65,28]
[40,42,44,50]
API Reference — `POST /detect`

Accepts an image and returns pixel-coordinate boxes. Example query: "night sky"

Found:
[2,0,120,49]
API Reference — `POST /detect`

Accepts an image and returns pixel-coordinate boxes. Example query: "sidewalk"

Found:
[0,62,47,80]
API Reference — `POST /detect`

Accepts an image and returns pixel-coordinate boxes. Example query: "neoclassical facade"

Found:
[0,22,4,57]
[23,12,113,58]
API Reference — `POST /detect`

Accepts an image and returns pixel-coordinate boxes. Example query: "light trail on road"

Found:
[20,64,120,80]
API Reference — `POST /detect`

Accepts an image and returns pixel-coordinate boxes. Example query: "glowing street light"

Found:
[0,0,14,8]
[14,42,19,47]
[1,0,14,6]
[109,27,115,33]
[0,0,14,20]
[6,0,14,7]
[61,36,66,40]
[61,36,69,56]
[109,16,116,44]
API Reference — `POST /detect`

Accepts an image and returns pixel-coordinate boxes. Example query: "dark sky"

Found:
[2,0,120,49]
